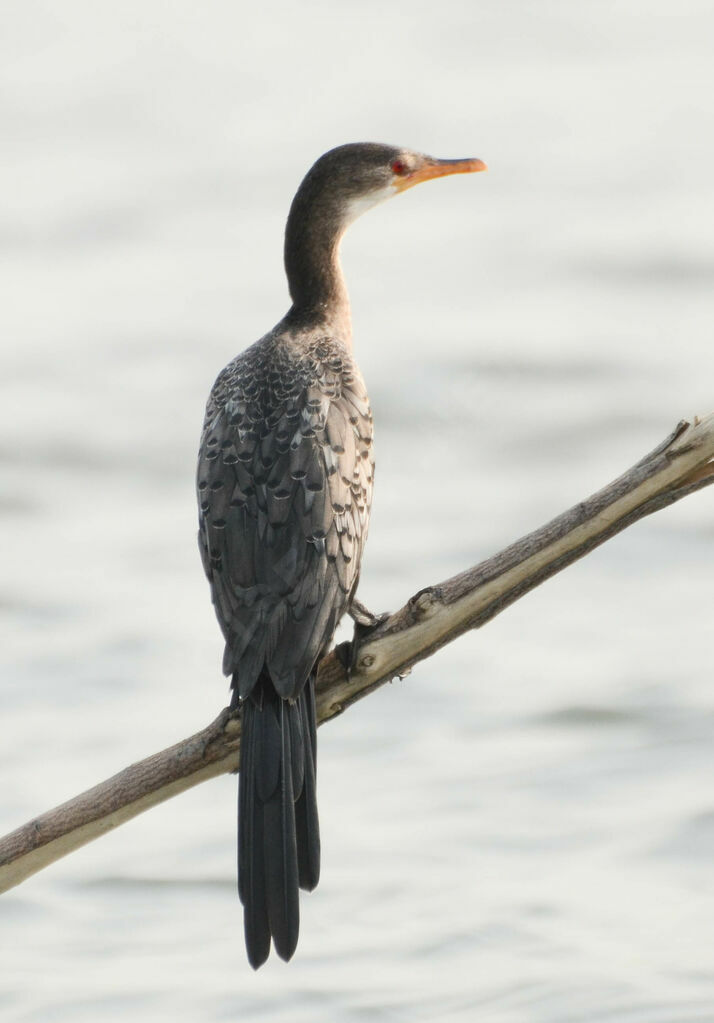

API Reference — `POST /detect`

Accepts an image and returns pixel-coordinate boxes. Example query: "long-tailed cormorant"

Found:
[197,143,486,967]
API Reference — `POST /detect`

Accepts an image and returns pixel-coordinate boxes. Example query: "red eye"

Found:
[391,159,408,176]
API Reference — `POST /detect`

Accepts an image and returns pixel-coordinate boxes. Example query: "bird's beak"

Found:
[394,156,487,193]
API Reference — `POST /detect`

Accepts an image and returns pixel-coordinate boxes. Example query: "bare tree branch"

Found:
[2,413,713,896]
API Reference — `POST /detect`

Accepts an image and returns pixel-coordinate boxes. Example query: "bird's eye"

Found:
[391,159,408,176]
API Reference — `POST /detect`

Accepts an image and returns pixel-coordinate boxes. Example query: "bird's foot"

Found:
[336,605,390,679]
[197,705,239,764]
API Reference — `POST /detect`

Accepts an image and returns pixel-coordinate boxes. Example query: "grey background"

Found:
[2,2,714,1020]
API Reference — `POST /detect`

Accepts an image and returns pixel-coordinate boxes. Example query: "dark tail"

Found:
[237,672,320,969]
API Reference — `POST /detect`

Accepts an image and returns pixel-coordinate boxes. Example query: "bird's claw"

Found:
[337,607,390,680]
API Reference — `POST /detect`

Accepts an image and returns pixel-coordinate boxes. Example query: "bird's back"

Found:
[197,326,374,702]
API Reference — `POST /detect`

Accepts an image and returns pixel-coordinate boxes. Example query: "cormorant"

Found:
[197,143,486,968]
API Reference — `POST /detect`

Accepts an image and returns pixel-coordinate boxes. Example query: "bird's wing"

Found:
[197,342,373,701]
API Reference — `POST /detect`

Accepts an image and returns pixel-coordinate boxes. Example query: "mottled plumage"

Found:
[198,331,374,701]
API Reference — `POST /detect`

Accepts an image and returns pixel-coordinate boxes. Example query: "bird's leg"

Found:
[336,598,390,678]
[347,596,388,629]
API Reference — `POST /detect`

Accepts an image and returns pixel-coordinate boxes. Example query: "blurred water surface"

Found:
[2,2,714,1021]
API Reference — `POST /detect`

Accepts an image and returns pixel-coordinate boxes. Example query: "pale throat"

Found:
[342,183,399,229]
[328,183,398,345]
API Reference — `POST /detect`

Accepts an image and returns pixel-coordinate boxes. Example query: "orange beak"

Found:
[394,156,487,193]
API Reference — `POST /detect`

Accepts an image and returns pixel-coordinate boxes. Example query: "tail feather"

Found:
[238,697,271,967]
[263,699,300,960]
[295,684,320,891]
[238,672,321,968]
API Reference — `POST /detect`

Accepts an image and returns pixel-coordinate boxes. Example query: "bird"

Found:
[197,142,486,968]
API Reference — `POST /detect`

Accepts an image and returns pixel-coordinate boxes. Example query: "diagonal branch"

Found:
[2,413,713,896]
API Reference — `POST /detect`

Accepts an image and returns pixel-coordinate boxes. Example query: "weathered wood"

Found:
[1,413,713,895]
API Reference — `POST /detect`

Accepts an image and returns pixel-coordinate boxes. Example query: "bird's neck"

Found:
[283,198,353,346]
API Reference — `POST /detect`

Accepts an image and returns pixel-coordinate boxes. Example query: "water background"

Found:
[2,2,714,1020]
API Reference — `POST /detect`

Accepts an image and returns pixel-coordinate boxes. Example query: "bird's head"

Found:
[283,142,487,324]
[291,142,487,231]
